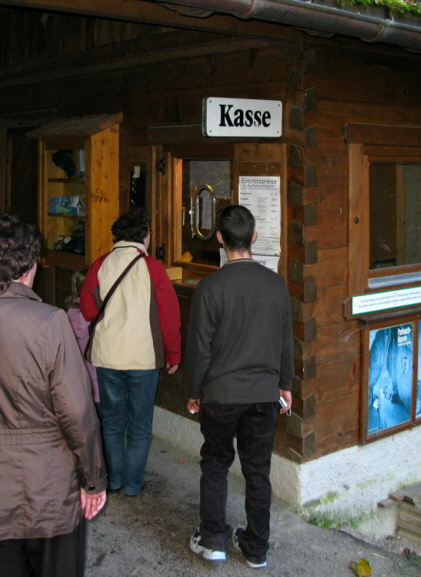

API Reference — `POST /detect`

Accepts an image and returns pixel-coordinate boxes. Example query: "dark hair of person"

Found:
[0,213,41,293]
[218,205,255,252]
[111,207,151,244]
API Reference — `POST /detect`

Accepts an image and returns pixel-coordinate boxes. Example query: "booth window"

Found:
[369,162,421,272]
[180,159,233,267]
[156,140,285,275]
[348,130,421,296]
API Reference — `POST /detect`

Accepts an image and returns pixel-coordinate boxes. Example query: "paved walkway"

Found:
[85,437,421,577]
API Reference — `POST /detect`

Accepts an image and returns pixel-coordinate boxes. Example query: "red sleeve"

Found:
[80,254,108,322]
[145,257,181,366]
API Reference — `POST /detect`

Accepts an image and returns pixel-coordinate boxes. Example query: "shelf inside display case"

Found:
[45,148,86,258]
[48,178,85,183]
[42,250,85,271]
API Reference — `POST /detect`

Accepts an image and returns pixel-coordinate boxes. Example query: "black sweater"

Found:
[185,259,294,404]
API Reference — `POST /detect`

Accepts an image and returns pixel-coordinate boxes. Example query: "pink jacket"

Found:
[66,307,99,403]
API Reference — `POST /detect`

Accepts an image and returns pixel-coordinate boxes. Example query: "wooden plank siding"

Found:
[291,37,421,460]
[0,9,152,67]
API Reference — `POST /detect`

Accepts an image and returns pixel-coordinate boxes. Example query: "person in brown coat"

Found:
[0,213,107,577]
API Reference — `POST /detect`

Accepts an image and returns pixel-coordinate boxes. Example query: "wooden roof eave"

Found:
[162,0,421,52]
[28,112,123,139]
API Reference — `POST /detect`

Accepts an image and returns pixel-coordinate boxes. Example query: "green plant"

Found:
[337,0,421,17]
[306,509,373,530]
[303,491,340,509]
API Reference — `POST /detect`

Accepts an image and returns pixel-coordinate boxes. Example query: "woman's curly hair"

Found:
[0,213,41,293]
[111,207,150,244]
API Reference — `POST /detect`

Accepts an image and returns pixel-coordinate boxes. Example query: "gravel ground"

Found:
[342,524,420,558]
[85,437,421,577]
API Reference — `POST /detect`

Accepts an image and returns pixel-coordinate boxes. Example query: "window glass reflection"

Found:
[182,160,232,266]
[370,163,421,270]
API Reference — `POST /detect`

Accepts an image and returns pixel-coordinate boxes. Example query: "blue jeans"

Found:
[96,367,159,496]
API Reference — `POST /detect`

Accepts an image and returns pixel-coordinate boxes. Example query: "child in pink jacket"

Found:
[66,271,99,404]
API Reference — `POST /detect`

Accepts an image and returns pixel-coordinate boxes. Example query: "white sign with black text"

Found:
[352,286,421,315]
[202,97,282,138]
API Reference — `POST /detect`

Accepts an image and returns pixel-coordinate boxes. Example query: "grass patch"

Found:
[306,510,373,530]
[307,512,345,530]
[396,477,421,490]
[356,479,379,490]
[304,491,340,509]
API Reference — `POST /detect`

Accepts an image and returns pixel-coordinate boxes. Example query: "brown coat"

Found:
[0,282,106,540]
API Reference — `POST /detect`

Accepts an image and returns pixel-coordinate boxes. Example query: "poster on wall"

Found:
[367,323,413,435]
[238,176,281,256]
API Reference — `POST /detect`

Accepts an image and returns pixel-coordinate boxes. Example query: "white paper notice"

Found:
[238,176,281,256]
[220,249,279,273]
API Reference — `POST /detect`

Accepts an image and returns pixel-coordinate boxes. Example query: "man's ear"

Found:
[216,231,224,245]
[252,230,258,244]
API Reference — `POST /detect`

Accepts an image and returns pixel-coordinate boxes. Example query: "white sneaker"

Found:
[232,528,267,569]
[190,528,226,561]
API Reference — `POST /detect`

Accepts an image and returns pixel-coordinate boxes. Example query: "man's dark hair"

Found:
[0,213,41,293]
[218,205,255,252]
[111,207,151,244]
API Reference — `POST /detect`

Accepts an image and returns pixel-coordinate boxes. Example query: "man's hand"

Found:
[279,389,292,415]
[166,363,179,375]
[187,398,201,415]
[80,488,107,520]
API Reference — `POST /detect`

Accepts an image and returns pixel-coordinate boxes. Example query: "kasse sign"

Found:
[202,97,282,138]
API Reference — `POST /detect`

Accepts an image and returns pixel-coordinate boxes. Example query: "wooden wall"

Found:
[2,8,421,464]
[0,7,161,66]
[285,38,421,462]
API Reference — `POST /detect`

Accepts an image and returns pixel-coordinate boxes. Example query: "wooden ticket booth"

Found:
[2,2,421,539]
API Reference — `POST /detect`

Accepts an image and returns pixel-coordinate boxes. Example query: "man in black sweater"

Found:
[186,205,294,569]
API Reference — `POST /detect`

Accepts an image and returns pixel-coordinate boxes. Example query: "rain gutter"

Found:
[161,0,421,51]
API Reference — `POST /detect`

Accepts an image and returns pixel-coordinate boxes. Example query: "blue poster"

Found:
[368,324,412,435]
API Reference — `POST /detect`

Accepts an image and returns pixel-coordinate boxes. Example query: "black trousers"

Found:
[0,521,86,577]
[199,402,278,558]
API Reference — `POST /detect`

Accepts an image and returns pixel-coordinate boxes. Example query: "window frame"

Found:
[156,137,287,279]
[172,155,235,270]
[347,125,421,299]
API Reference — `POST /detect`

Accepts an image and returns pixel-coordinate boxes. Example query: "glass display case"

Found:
[45,147,86,264]
[30,113,122,270]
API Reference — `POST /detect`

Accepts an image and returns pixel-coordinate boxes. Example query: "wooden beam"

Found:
[0,31,270,87]
[345,122,421,146]
[0,118,49,128]
[348,143,369,296]
[0,0,297,42]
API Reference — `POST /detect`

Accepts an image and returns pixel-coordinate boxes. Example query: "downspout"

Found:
[162,0,421,51]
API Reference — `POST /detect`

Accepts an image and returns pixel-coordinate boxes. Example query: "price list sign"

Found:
[238,176,281,256]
